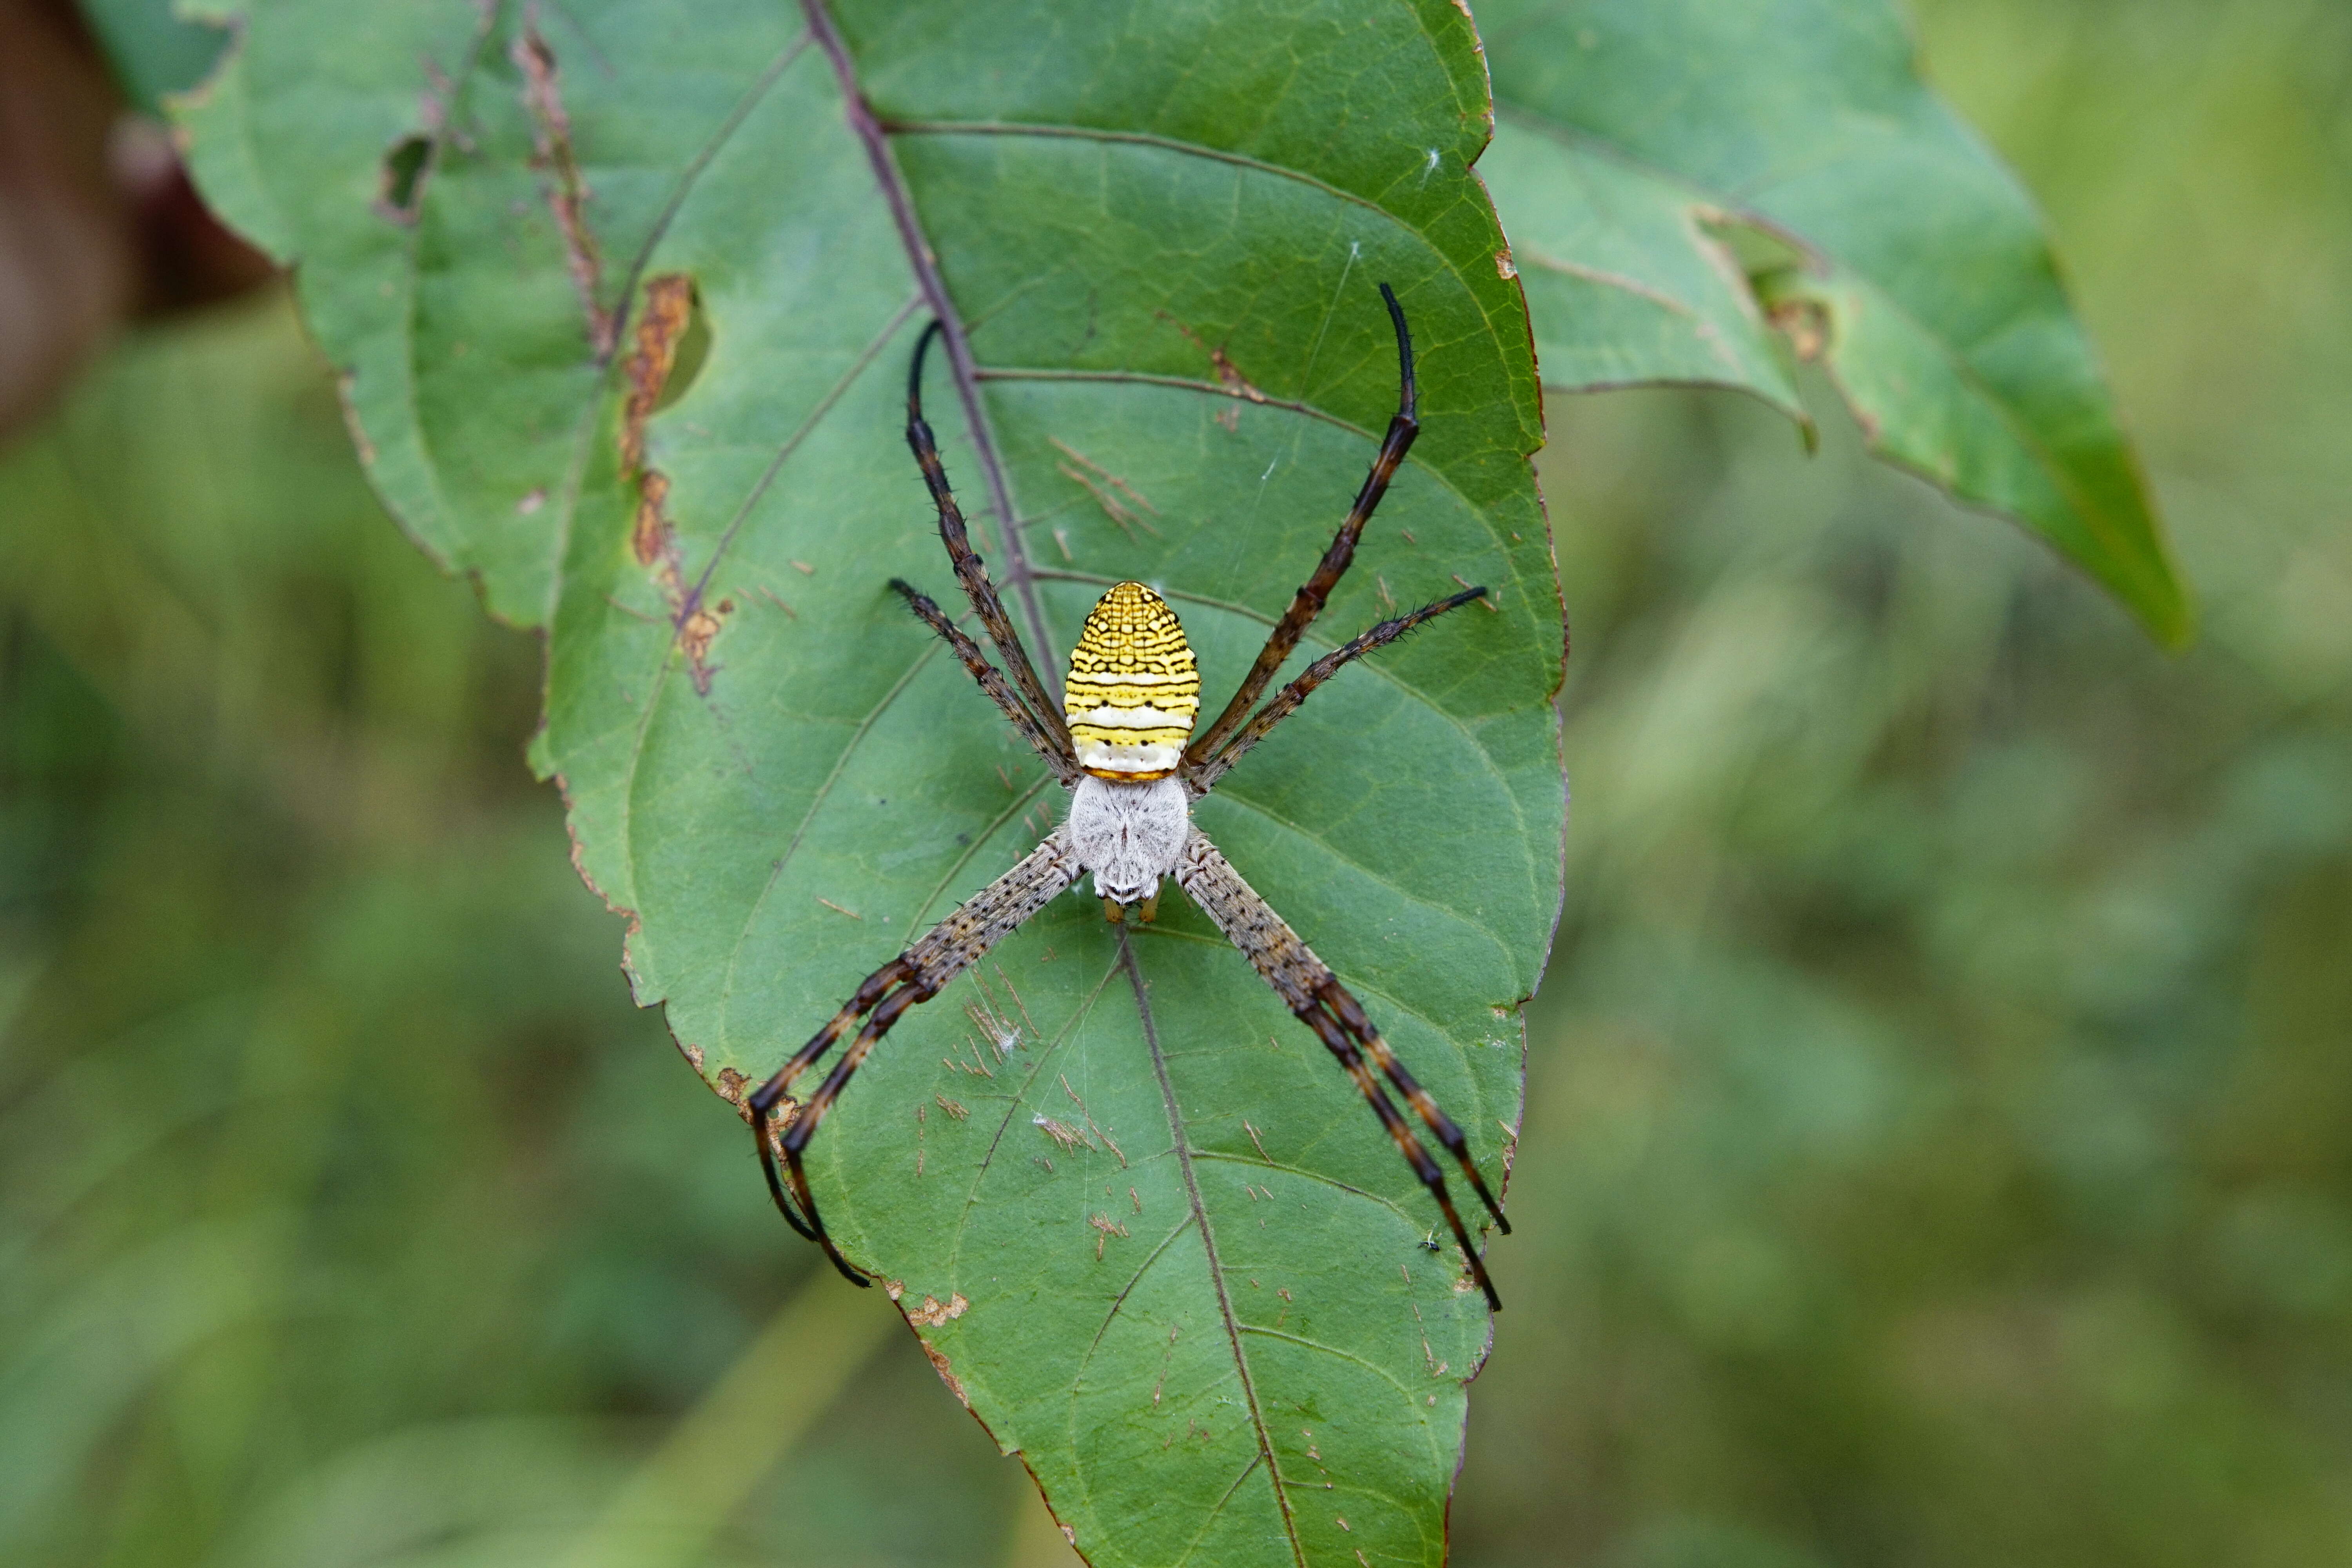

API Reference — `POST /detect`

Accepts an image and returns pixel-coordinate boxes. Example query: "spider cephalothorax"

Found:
[748,285,1512,1308]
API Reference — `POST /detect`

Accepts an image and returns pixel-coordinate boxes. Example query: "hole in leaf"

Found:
[652,286,710,414]
[378,136,430,220]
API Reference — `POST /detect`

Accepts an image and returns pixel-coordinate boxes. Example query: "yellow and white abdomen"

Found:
[1064,581,1200,780]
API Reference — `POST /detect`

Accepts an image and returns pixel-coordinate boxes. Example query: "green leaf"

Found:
[166,2,1561,1563]
[78,0,229,118]
[1474,0,2195,646]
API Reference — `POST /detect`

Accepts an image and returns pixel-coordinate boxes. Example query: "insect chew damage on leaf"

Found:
[617,274,730,695]
[374,134,430,224]
[905,1291,970,1328]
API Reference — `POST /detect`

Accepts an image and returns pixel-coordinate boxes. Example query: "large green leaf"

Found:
[163,2,1560,1563]
[1472,0,2194,646]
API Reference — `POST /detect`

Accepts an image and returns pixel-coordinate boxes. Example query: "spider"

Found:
[748,284,1512,1310]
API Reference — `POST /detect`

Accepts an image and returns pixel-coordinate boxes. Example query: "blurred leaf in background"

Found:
[2,1,2350,1567]
[1461,1,2352,1564]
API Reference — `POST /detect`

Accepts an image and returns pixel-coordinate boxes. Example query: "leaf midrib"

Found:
[800,0,1061,690]
[1121,924,1308,1568]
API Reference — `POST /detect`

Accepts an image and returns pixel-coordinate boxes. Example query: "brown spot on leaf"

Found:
[612,275,730,691]
[1495,246,1517,279]
[678,604,726,694]
[1452,573,1501,611]
[1088,1212,1130,1261]
[906,1291,970,1327]
[920,1340,968,1405]
[512,17,612,355]
[1208,347,1266,403]
[1159,311,1269,403]
[631,470,672,566]
[620,274,695,476]
[1769,296,1830,363]
[1050,437,1160,541]
[1034,1114,1096,1154]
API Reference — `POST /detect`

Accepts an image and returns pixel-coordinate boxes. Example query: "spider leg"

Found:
[782,984,929,1285]
[888,579,1080,785]
[748,953,917,1239]
[1188,585,1486,793]
[906,322,1074,761]
[1318,977,1510,1234]
[1185,282,1419,771]
[1293,1002,1498,1312]
[1170,826,1505,1310]
[748,831,1081,1280]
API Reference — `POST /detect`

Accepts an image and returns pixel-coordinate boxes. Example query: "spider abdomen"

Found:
[1064,581,1200,780]
[1065,774,1189,906]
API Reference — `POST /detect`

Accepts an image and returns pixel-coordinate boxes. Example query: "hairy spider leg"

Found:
[888,579,1080,784]
[1318,978,1510,1234]
[1185,281,1420,771]
[1188,585,1487,793]
[1293,1002,1499,1312]
[751,834,1082,1283]
[782,983,933,1285]
[906,322,1073,759]
[749,953,917,1241]
[1172,828,1506,1310]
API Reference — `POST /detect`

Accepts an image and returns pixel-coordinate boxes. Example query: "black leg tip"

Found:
[909,319,946,407]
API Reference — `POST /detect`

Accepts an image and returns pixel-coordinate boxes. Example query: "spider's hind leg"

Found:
[1171,827,1508,1310]
[778,982,935,1287]
[749,833,1081,1283]
[748,953,916,1250]
[1293,1000,1501,1311]
[1320,977,1510,1234]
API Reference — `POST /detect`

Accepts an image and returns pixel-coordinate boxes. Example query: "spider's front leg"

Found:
[1184,281,1421,770]
[750,832,1080,1285]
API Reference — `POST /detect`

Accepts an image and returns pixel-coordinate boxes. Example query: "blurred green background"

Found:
[4,0,2348,1563]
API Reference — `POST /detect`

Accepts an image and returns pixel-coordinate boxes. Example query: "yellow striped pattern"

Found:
[1065,581,1200,780]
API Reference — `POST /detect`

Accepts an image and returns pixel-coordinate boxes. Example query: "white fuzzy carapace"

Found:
[1064,774,1189,905]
